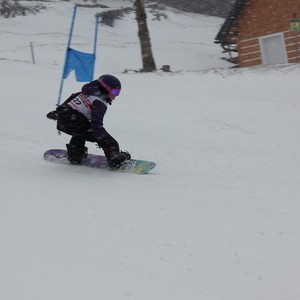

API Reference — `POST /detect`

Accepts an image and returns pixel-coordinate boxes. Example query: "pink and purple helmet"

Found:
[98,74,121,96]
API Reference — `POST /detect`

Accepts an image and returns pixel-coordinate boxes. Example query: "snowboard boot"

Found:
[107,151,131,168]
[66,144,88,164]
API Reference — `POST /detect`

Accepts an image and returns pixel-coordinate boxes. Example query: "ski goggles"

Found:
[99,79,121,96]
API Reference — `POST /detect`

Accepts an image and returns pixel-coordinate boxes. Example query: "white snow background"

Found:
[1,1,300,299]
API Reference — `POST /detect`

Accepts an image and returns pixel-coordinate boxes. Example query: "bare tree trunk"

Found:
[134,0,156,72]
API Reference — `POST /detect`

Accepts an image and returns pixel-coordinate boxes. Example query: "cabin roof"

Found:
[215,0,250,44]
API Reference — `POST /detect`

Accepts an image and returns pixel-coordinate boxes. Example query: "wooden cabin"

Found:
[215,0,300,67]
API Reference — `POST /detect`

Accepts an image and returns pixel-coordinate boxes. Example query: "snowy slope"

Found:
[1,2,300,300]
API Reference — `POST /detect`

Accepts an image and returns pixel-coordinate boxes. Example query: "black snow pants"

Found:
[56,105,119,158]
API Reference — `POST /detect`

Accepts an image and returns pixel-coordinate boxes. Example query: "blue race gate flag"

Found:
[57,5,100,105]
[63,48,95,82]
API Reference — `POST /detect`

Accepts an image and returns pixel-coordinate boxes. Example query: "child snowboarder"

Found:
[47,74,131,168]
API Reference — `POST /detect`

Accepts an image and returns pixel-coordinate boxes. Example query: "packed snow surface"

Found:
[1,1,300,300]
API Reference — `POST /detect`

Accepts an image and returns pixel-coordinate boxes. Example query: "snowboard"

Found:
[44,149,156,174]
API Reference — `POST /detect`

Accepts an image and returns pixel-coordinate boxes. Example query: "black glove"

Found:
[107,151,131,168]
[47,110,58,120]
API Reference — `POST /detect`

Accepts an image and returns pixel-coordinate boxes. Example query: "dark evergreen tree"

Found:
[0,0,45,18]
